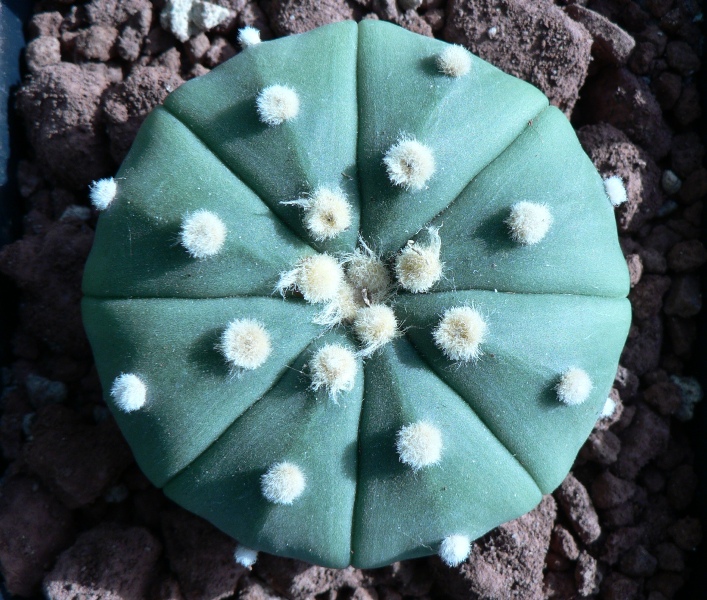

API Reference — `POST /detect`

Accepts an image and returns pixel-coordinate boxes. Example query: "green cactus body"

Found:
[82,20,631,568]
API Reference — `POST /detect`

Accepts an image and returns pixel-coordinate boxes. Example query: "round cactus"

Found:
[82,20,631,569]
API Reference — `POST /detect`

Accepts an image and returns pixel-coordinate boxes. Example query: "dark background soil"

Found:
[0,1,705,599]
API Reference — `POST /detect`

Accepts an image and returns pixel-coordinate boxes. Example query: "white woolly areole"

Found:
[314,283,361,328]
[110,373,147,412]
[256,85,300,126]
[436,45,472,77]
[344,241,391,303]
[396,421,443,470]
[557,367,593,406]
[353,305,398,357]
[439,535,472,567]
[395,228,443,293]
[234,545,258,568]
[310,344,358,398]
[276,254,344,304]
[433,306,487,362]
[383,138,435,191]
[220,319,272,370]
[505,201,553,245]
[604,176,627,207]
[89,178,117,211]
[238,26,261,48]
[601,397,617,419]
[283,188,352,241]
[180,210,227,258]
[261,461,306,504]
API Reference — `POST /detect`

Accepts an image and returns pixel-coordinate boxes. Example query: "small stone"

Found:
[575,551,601,596]
[602,526,645,566]
[642,380,682,416]
[619,545,658,577]
[550,524,580,560]
[666,40,701,74]
[43,525,162,599]
[0,476,75,597]
[614,366,639,399]
[591,471,637,509]
[204,36,237,67]
[674,84,701,126]
[23,405,133,509]
[582,68,672,160]
[423,8,445,31]
[544,572,576,599]
[74,25,119,61]
[664,275,701,317]
[628,41,657,74]
[555,474,601,544]
[25,37,62,73]
[654,542,685,572]
[671,132,705,178]
[670,374,703,421]
[661,169,682,195]
[28,11,63,38]
[162,509,245,600]
[667,239,707,272]
[628,274,671,319]
[601,572,640,600]
[185,32,210,63]
[546,551,572,572]
[626,253,643,287]
[653,71,682,110]
[24,373,67,407]
[565,5,635,65]
[667,517,702,551]
[580,429,621,465]
[444,0,592,113]
[614,404,670,479]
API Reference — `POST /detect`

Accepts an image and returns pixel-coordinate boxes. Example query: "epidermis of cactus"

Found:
[82,20,631,568]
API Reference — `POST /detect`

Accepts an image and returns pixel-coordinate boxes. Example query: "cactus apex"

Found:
[383,137,435,191]
[436,45,472,78]
[433,306,487,363]
[180,209,227,258]
[110,373,147,413]
[256,85,300,126]
[234,544,258,568]
[505,201,553,246]
[219,318,272,371]
[261,461,306,505]
[396,421,443,470]
[238,26,261,49]
[310,343,358,398]
[556,367,593,406]
[395,227,443,293]
[353,304,398,357]
[438,534,472,566]
[276,254,345,304]
[282,188,352,241]
[89,177,117,211]
[314,283,361,328]
[342,241,392,303]
[603,176,627,207]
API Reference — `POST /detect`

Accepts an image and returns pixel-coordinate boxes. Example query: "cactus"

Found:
[81,20,631,569]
